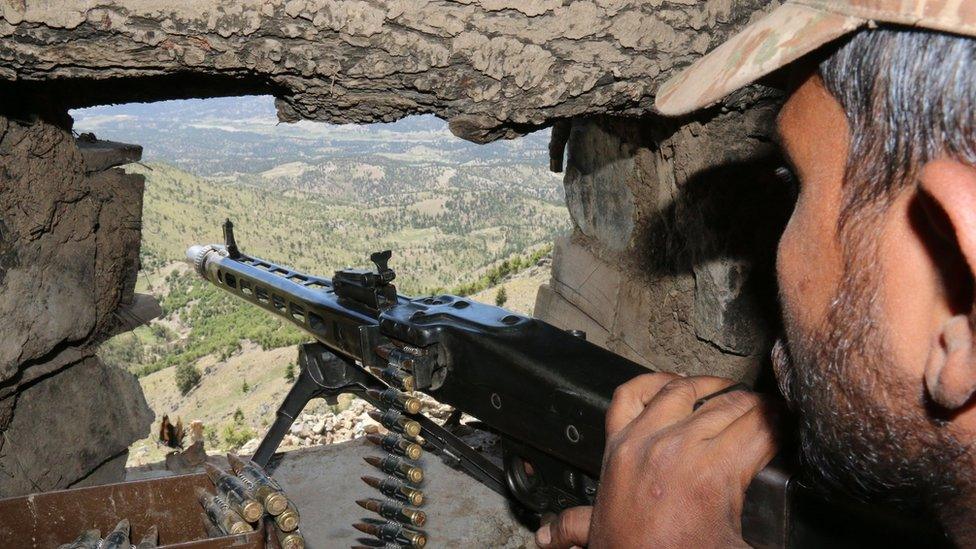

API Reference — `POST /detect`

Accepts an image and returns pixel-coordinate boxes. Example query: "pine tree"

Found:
[495,286,508,307]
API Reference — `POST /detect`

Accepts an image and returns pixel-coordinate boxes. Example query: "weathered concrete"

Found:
[273,440,533,547]
[0,0,770,143]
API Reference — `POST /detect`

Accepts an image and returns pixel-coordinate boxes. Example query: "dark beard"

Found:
[772,250,970,516]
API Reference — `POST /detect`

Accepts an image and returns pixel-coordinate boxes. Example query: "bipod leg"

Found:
[251,343,358,467]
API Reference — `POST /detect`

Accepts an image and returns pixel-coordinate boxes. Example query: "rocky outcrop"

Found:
[0,0,768,143]
[242,395,454,454]
[0,114,154,495]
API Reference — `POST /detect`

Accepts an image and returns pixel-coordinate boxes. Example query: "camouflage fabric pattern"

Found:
[655,0,976,116]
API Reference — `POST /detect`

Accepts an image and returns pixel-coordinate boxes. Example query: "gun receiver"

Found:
[186,221,946,548]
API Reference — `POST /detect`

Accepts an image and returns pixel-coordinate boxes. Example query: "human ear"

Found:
[918,160,976,409]
[925,315,976,409]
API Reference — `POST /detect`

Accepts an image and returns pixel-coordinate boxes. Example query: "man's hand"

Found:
[535,373,779,548]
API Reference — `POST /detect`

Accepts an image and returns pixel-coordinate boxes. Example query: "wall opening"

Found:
[71,95,569,467]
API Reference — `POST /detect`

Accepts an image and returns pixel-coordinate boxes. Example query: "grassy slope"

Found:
[130,343,297,466]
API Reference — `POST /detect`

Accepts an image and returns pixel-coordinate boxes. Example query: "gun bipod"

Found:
[254,343,507,494]
[250,343,370,468]
[251,341,513,547]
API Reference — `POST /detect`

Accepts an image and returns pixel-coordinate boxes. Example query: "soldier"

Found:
[539,0,976,547]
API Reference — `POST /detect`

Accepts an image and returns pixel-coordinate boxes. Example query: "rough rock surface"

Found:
[0,0,769,142]
[0,355,152,494]
[0,113,153,496]
[0,118,144,386]
[538,109,792,381]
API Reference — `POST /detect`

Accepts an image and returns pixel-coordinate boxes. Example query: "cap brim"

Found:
[655,2,866,116]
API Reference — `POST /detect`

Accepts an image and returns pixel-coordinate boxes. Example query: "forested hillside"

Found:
[136,162,564,291]
[77,97,569,461]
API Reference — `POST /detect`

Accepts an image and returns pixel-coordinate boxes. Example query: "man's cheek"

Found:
[776,216,805,317]
[776,199,841,334]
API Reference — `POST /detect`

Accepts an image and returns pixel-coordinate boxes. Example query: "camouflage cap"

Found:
[655,0,976,116]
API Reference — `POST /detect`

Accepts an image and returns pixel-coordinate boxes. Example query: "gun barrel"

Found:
[187,244,382,362]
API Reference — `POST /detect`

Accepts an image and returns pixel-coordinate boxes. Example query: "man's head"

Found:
[656,0,976,536]
[773,28,976,524]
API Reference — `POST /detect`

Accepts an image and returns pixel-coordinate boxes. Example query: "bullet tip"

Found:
[413,510,428,527]
[351,523,375,535]
[405,400,422,414]
[404,421,421,438]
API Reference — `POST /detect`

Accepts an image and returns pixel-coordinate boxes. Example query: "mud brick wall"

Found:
[0,113,154,495]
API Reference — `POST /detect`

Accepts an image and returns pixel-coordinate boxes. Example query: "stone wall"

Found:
[537,108,792,382]
[0,0,768,142]
[0,113,155,495]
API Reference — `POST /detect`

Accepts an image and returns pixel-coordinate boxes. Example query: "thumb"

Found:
[536,506,592,548]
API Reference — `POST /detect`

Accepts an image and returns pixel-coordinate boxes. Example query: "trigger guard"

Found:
[504,452,550,513]
[502,441,596,516]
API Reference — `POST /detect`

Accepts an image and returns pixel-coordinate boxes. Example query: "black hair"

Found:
[818,27,976,225]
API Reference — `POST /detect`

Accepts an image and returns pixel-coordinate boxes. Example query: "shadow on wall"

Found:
[554,107,794,381]
[667,154,795,358]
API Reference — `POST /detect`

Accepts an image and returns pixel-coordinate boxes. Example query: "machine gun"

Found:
[187,221,946,548]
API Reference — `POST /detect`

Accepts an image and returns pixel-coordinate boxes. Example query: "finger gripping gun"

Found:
[186,220,946,548]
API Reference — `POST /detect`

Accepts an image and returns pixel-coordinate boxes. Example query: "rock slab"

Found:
[0,356,153,495]
[0,114,153,497]
[0,0,770,143]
